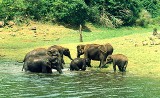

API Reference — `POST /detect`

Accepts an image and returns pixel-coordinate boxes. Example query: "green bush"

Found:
[152,17,160,25]
[136,10,152,27]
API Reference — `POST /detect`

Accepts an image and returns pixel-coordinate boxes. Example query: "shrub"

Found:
[136,9,152,27]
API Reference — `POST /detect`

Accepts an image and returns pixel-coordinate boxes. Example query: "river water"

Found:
[0,61,160,98]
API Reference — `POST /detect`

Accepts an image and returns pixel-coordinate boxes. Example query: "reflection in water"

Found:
[0,61,160,98]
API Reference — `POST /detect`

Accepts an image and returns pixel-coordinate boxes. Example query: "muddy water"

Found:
[0,61,160,98]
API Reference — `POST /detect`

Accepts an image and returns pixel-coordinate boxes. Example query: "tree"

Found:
[139,0,160,18]
[85,0,141,27]
[51,0,88,26]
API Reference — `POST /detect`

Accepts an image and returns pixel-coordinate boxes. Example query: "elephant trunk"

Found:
[68,55,73,60]
[77,54,80,58]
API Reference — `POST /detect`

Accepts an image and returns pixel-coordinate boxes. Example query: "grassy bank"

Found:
[0,22,160,78]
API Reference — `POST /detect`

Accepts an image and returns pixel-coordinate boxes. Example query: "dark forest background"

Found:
[0,0,160,27]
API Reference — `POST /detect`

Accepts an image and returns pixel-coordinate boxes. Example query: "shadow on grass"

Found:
[56,22,92,32]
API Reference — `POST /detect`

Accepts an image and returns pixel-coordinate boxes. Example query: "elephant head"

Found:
[47,47,60,56]
[105,55,113,64]
[77,45,85,58]
[63,48,73,60]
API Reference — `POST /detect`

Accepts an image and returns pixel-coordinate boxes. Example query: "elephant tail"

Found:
[22,62,26,71]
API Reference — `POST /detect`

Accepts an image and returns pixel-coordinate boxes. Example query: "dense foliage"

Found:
[0,0,159,27]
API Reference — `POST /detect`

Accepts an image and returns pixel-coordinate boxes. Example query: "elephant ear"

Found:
[98,45,107,54]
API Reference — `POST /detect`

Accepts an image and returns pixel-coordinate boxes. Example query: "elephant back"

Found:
[23,48,48,62]
[98,43,113,55]
[112,54,128,62]
[84,44,99,51]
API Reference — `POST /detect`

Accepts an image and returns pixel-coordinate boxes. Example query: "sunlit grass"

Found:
[0,23,160,78]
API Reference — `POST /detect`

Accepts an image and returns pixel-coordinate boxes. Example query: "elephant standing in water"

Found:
[70,58,90,71]
[106,54,128,72]
[22,48,63,73]
[48,45,73,67]
[81,43,113,68]
[23,55,62,73]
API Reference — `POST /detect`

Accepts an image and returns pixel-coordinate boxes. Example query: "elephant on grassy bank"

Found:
[106,54,128,72]
[48,45,73,65]
[70,58,90,71]
[23,55,62,73]
[83,43,114,68]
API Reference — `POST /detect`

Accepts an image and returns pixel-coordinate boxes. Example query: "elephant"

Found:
[106,54,128,72]
[48,45,73,65]
[23,55,63,73]
[22,48,63,70]
[83,43,114,68]
[70,58,90,71]
[77,44,99,58]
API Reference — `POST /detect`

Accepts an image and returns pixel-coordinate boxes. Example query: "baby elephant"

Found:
[70,58,89,71]
[106,54,128,72]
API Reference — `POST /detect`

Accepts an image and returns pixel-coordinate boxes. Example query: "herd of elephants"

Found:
[22,43,128,74]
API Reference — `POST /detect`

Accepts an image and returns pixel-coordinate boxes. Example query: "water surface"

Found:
[0,61,160,98]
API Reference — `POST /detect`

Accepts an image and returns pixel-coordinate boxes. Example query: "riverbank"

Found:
[0,22,160,78]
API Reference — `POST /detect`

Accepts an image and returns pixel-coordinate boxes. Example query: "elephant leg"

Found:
[84,52,90,67]
[87,59,91,67]
[99,60,105,68]
[99,61,101,68]
[61,63,64,69]
[42,65,52,73]
[70,67,74,71]
[118,65,122,72]
[62,58,65,64]
[74,65,80,71]
[113,62,116,72]
[60,58,64,69]
[122,61,128,72]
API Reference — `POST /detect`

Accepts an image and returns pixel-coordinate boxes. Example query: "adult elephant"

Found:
[23,55,62,73]
[77,44,99,58]
[22,48,63,70]
[84,43,114,68]
[48,45,73,65]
